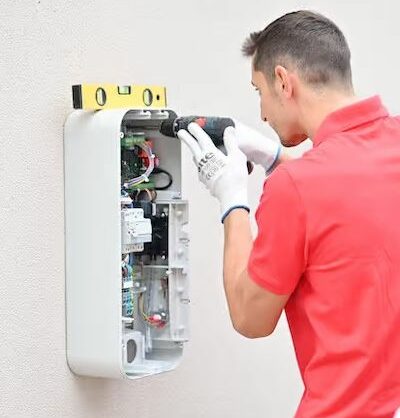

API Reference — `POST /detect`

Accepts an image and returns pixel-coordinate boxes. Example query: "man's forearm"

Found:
[223,209,253,326]
[223,151,291,286]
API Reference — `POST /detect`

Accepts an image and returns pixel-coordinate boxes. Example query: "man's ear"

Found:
[274,65,293,98]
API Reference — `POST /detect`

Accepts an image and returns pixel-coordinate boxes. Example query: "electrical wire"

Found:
[135,188,153,202]
[139,293,149,321]
[138,291,167,329]
[152,167,173,190]
[124,143,155,188]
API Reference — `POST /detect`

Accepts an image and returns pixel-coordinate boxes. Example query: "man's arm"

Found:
[223,210,290,338]
[177,123,303,339]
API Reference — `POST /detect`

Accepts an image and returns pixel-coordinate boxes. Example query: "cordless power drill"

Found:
[160,116,253,173]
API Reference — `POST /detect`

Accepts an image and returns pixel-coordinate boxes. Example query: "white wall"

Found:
[1,1,399,417]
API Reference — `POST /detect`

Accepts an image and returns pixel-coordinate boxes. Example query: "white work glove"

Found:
[230,119,282,174]
[177,123,249,223]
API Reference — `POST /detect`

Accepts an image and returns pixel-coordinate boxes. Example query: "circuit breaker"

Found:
[64,107,189,379]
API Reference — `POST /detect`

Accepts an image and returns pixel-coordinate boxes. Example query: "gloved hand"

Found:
[229,120,282,174]
[177,123,250,223]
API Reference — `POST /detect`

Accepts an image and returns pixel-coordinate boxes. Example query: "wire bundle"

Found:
[123,142,155,188]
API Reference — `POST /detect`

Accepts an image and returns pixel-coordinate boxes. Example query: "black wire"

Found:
[152,167,173,190]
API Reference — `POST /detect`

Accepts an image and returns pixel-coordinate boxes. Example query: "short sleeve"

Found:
[247,166,307,295]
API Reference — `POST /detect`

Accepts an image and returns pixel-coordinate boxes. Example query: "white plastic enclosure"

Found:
[64,108,190,379]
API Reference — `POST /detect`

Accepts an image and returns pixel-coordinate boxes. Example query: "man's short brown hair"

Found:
[243,10,353,90]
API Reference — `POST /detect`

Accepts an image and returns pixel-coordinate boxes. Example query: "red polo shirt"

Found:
[248,96,400,417]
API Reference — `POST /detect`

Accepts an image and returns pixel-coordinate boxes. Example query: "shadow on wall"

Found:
[69,374,127,413]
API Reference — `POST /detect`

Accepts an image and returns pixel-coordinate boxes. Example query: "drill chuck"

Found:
[160,116,235,148]
[160,116,253,174]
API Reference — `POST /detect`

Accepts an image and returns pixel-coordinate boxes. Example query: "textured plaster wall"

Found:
[1,1,399,417]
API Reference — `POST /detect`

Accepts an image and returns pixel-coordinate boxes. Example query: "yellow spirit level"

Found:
[72,84,167,110]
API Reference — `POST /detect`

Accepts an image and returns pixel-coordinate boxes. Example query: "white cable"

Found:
[124,143,155,188]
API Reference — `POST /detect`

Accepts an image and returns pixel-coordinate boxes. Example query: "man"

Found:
[177,10,400,418]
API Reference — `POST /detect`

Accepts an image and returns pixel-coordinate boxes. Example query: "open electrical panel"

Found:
[64,108,190,379]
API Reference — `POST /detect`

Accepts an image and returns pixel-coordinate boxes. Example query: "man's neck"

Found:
[299,89,358,141]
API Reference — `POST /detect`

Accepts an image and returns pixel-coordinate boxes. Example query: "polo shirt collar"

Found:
[313,96,389,146]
